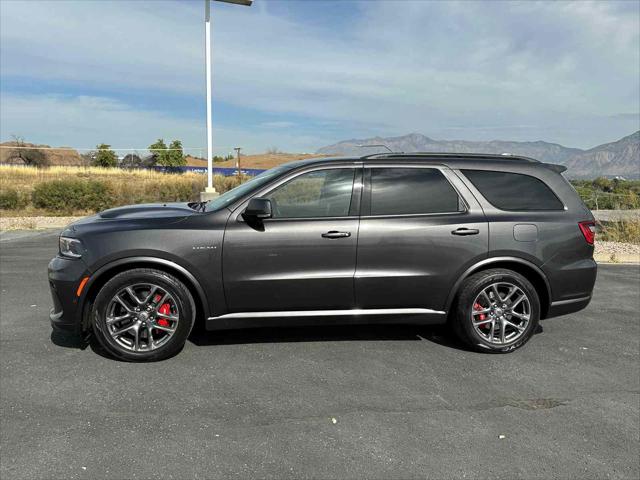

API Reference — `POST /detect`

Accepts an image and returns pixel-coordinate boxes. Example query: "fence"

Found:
[0,145,267,177]
[146,165,266,176]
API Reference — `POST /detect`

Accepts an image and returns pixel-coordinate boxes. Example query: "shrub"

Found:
[598,220,640,244]
[0,189,20,209]
[93,144,118,167]
[32,179,114,213]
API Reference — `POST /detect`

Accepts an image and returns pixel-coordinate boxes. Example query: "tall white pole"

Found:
[205,0,213,190]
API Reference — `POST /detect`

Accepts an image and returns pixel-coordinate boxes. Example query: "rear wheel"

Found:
[92,268,195,361]
[452,268,540,353]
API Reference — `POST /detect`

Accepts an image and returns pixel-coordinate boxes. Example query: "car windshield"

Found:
[204,165,293,212]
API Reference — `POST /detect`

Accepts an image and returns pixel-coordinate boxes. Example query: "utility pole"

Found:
[234,147,242,177]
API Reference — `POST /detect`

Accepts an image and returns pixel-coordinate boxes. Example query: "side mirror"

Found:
[243,197,272,220]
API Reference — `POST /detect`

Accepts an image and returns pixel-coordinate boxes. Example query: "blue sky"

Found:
[1,0,638,155]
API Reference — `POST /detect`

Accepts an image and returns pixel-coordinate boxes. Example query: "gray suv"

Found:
[48,153,597,361]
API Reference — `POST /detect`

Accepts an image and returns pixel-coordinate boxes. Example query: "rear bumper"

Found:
[544,258,597,319]
[48,256,89,334]
[546,295,592,319]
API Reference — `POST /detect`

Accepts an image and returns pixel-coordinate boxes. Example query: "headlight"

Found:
[59,236,84,258]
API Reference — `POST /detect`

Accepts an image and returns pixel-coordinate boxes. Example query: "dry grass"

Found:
[0,165,247,216]
[598,220,640,244]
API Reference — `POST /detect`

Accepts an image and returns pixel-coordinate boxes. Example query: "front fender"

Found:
[79,255,211,327]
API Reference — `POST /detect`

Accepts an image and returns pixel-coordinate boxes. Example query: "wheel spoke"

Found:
[499,319,506,343]
[155,292,169,307]
[510,311,530,321]
[487,320,495,341]
[152,323,176,333]
[503,286,518,303]
[473,317,492,326]
[147,325,155,347]
[115,295,134,313]
[491,285,502,302]
[106,313,131,324]
[472,308,491,315]
[132,325,140,351]
[480,290,492,305]
[156,311,178,321]
[142,286,159,305]
[510,294,526,310]
[126,286,144,306]
[112,323,136,336]
[504,319,525,332]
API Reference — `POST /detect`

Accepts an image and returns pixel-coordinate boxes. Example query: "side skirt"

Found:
[205,308,447,331]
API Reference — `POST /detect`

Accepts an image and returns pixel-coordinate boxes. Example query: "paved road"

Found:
[1,231,638,480]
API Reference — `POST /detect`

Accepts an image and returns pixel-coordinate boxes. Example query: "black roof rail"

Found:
[359,152,540,164]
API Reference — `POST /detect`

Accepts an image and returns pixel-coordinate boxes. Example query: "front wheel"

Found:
[92,268,195,361]
[452,268,540,353]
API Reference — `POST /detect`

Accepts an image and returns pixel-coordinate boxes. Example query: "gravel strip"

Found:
[594,241,640,263]
[595,241,640,256]
[0,216,82,231]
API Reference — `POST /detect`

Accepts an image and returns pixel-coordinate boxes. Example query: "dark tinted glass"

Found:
[461,170,563,211]
[370,168,462,215]
[265,168,355,218]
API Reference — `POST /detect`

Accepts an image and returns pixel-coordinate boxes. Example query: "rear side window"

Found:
[369,168,463,215]
[461,170,564,211]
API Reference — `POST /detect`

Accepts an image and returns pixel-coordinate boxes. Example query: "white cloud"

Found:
[1,0,638,150]
[0,93,327,154]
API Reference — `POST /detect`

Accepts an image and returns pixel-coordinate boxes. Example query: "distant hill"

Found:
[317,131,640,178]
[0,141,84,166]
[564,131,639,178]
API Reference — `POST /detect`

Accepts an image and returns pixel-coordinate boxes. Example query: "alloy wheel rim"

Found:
[105,283,179,352]
[471,282,531,345]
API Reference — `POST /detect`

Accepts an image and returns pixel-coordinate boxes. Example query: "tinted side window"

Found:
[369,168,462,215]
[461,170,563,211]
[265,168,355,218]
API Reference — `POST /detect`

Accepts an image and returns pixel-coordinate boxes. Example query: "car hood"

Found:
[98,202,197,220]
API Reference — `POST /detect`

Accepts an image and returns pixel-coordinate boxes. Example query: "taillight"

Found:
[579,221,596,245]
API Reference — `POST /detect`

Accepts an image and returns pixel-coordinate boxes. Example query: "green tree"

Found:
[592,177,613,192]
[149,138,186,167]
[167,140,186,166]
[149,139,169,165]
[93,143,118,167]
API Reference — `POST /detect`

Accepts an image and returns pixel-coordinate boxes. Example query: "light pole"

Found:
[203,0,252,199]
[234,147,242,177]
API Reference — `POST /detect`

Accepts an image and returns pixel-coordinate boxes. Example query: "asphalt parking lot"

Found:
[1,230,638,480]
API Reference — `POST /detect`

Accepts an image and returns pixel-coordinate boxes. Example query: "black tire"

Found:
[92,268,195,361]
[452,268,540,353]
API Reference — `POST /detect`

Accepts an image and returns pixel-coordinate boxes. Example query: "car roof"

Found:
[280,152,558,169]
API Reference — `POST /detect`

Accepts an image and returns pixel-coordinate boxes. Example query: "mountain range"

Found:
[317,131,640,178]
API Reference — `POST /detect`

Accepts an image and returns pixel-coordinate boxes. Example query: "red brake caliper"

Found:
[153,294,171,327]
[474,302,488,329]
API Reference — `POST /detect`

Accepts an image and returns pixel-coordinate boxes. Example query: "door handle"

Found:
[451,227,480,236]
[321,231,351,239]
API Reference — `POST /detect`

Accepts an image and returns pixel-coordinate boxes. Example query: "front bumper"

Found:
[48,256,90,334]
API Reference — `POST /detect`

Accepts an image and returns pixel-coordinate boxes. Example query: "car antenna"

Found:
[357,143,396,154]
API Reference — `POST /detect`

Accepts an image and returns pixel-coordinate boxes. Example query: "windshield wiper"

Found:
[187,200,209,212]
